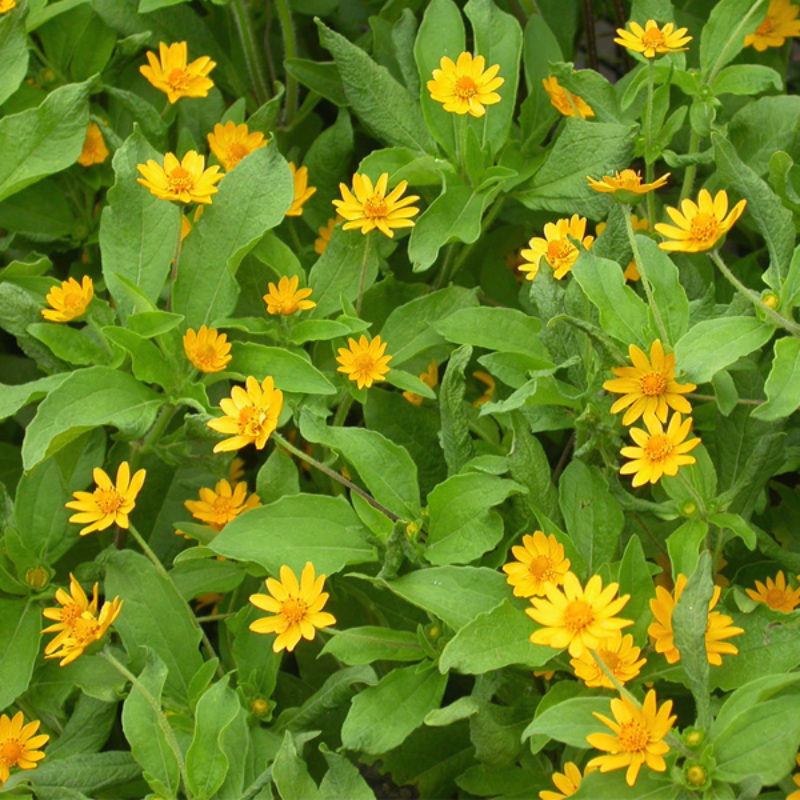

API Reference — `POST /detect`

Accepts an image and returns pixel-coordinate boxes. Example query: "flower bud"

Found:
[683,727,705,748]
[25,567,49,590]
[762,292,779,310]
[251,698,270,718]
[683,760,711,791]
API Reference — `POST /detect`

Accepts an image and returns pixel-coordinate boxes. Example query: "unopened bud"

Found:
[251,698,270,717]
[762,292,779,310]
[25,567,49,590]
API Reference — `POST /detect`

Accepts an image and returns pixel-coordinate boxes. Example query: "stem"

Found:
[241,766,273,800]
[710,250,800,337]
[166,212,184,313]
[688,392,764,406]
[624,211,669,342]
[230,0,270,106]
[457,115,469,181]
[355,235,372,315]
[272,433,401,522]
[101,649,193,800]
[582,0,598,71]
[645,59,657,226]
[274,0,298,126]
[680,127,701,202]
[332,393,355,427]
[195,613,237,623]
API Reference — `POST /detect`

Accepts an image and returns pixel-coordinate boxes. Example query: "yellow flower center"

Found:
[618,169,642,189]
[689,212,719,243]
[563,599,594,633]
[281,597,308,625]
[640,372,667,396]
[765,588,788,609]
[641,27,665,47]
[94,487,123,515]
[455,75,478,99]
[756,16,775,35]
[238,406,268,439]
[60,602,84,627]
[167,67,191,91]
[644,434,673,462]
[0,739,24,767]
[528,554,556,582]
[619,720,649,753]
[72,615,101,644]
[168,166,194,193]
[546,239,577,267]
[363,195,388,219]
[227,142,251,168]
[62,288,84,310]
[194,342,220,369]
[353,353,377,374]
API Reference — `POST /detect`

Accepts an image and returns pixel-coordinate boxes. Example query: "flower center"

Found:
[94,487,123,515]
[238,406,268,439]
[766,588,787,609]
[168,166,194,192]
[618,170,642,190]
[281,597,307,625]
[227,142,251,167]
[167,68,191,91]
[563,599,594,633]
[60,602,84,627]
[641,28,665,47]
[363,195,388,219]
[619,720,649,753]
[641,372,667,396]
[546,239,577,267]
[353,353,377,375]
[455,75,478,99]
[528,554,556,582]
[756,16,775,35]
[690,212,719,243]
[62,289,84,310]
[0,739,24,767]
[644,434,673,462]
[194,342,219,368]
[72,614,101,644]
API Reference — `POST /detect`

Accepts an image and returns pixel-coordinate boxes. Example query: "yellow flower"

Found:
[336,335,392,390]
[249,562,336,652]
[427,51,504,118]
[614,20,692,58]
[0,0,17,12]
[586,690,675,787]
[185,478,261,532]
[745,0,800,51]
[473,371,495,406]
[41,276,94,323]
[140,41,215,104]
[527,572,632,657]
[42,573,98,654]
[207,376,284,453]
[655,189,747,253]
[596,215,649,280]
[44,598,123,666]
[0,712,49,786]
[502,531,571,598]
[648,574,744,666]
[603,339,695,426]
[286,163,316,217]
[195,592,225,614]
[620,412,701,487]
[263,276,316,316]
[570,633,647,689]
[229,456,246,483]
[519,215,595,281]
[65,462,146,536]
[539,762,584,800]
[315,217,338,255]
[137,151,223,205]
[788,754,800,800]
[76,122,109,167]
[333,173,420,238]
[207,121,266,172]
[542,76,595,119]
[403,359,438,406]
[183,325,232,373]
[745,571,800,612]
[587,169,670,196]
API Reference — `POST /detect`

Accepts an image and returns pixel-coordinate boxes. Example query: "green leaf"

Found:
[617,536,656,642]
[228,342,336,395]
[0,5,30,106]
[273,732,321,800]
[700,0,768,79]
[732,96,800,177]
[341,662,447,755]
[321,627,424,665]
[0,79,91,203]
[384,368,437,399]
[104,86,168,150]
[712,64,782,96]
[574,769,680,799]
[665,519,708,584]
[434,306,546,356]
[256,448,299,505]
[209,494,376,575]
[0,373,70,422]
[550,61,625,123]
[0,599,40,709]
[227,605,282,699]
[707,512,756,550]
[438,344,476,475]
[47,694,117,759]
[320,747,376,800]
[781,243,800,308]
[126,311,184,339]
[103,327,175,389]
[285,58,348,107]
[27,323,109,367]
[522,697,610,747]
[16,751,141,796]
[751,336,800,420]
[635,236,689,345]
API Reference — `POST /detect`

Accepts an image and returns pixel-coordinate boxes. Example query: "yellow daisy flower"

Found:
[570,633,647,689]
[249,562,336,652]
[745,571,800,612]
[207,375,284,453]
[502,530,571,598]
[333,173,420,238]
[620,412,701,487]
[183,325,233,373]
[596,215,648,280]
[41,573,98,654]
[745,0,800,51]
[336,335,392,390]
[139,41,216,104]
[207,121,266,172]
[315,217,338,255]
[427,51,504,118]
[65,462,146,536]
[539,762,585,800]
[0,0,18,12]
[0,712,49,786]
[41,276,94,323]
[185,479,261,532]
[587,169,670,196]
[586,690,675,787]
[519,214,595,281]
[403,359,438,406]
[648,574,744,666]
[76,122,109,167]
[526,572,632,658]
[263,276,316,316]
[137,151,223,205]
[44,598,123,667]
[788,754,800,800]
[286,163,316,217]
[473,371,495,406]
[655,189,747,253]
[542,76,595,120]
[614,20,692,58]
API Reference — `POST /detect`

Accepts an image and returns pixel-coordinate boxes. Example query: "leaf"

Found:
[228,342,336,395]
[272,732,321,800]
[0,373,71,422]
[321,627,424,665]
[712,64,782,96]
[522,697,610,747]
[341,662,447,755]
[103,86,168,150]
[285,58,348,107]
[617,536,656,643]
[0,600,40,709]
[103,327,175,389]
[635,236,689,345]
[438,344,476,475]
[0,5,29,106]
[574,769,681,799]
[752,337,800,420]
[665,519,708,584]
[434,306,546,356]
[16,751,141,796]
[320,747,376,800]
[699,0,768,79]
[209,494,376,576]
[730,96,800,177]
[550,62,625,123]
[27,324,110,367]
[47,694,117,759]
[384,368,437,399]
[227,606,282,699]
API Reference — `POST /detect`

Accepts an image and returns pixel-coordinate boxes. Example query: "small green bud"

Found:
[683,727,705,748]
[25,567,50,590]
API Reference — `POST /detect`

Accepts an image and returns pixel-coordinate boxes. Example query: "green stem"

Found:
[229,0,270,106]
[101,649,193,800]
[241,766,273,800]
[680,127,701,203]
[166,212,184,313]
[644,59,657,226]
[274,0,298,126]
[624,211,669,342]
[456,114,469,181]
[355,235,372,315]
[195,613,237,623]
[687,392,764,406]
[332,393,354,428]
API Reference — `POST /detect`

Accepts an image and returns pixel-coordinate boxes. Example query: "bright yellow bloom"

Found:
[502,530,571,598]
[788,754,800,800]
[140,41,215,104]
[249,562,336,652]
[207,376,284,453]
[473,371,495,406]
[614,20,692,58]
[519,215,594,281]
[286,163,316,217]
[587,169,670,196]
[542,76,594,119]
[41,573,98,654]
[185,479,261,532]
[648,574,744,666]
[229,456,246,483]
[745,571,800,612]
[620,412,700,487]
[336,335,392,390]
[403,360,438,406]
[596,215,649,280]
[333,173,419,238]
[745,0,800,50]
[207,121,266,172]
[0,0,17,12]
[0,712,49,786]
[603,339,695,426]
[315,217,338,255]
[41,276,93,323]
[539,762,584,800]
[586,690,675,787]
[65,462,146,536]
[655,189,747,253]
[77,122,109,167]
[137,151,223,205]
[527,572,632,657]
[570,633,647,689]
[263,276,316,316]
[427,52,504,118]
[183,325,232,373]
[44,598,123,666]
